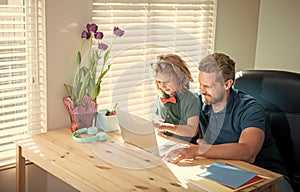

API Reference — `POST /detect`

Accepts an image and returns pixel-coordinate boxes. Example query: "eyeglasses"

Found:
[151,62,173,70]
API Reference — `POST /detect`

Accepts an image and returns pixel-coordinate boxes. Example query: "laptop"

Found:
[116,109,188,157]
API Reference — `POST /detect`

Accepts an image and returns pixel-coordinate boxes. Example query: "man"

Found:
[165,53,293,191]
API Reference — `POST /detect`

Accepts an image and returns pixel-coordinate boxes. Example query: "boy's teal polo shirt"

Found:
[156,91,200,144]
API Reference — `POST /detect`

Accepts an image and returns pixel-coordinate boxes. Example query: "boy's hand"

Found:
[152,115,165,128]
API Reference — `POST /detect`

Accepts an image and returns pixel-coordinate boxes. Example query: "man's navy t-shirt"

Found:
[199,88,288,178]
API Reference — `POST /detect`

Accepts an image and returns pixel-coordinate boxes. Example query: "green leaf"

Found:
[74,82,83,105]
[75,66,85,87]
[80,72,91,97]
[72,94,78,105]
[102,37,116,68]
[76,51,81,67]
[82,66,89,74]
[64,83,73,95]
[93,50,99,63]
[89,52,95,69]
[94,82,101,99]
[103,49,111,66]
[97,64,111,85]
[94,64,111,98]
[72,66,90,106]
[87,77,96,99]
[90,52,98,77]
[74,70,80,87]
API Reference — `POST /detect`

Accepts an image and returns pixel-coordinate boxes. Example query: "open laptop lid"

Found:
[116,110,160,156]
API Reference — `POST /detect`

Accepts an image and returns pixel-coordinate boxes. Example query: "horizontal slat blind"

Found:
[0,0,46,167]
[92,0,216,118]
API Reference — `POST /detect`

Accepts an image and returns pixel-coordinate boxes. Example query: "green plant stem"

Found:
[100,36,117,74]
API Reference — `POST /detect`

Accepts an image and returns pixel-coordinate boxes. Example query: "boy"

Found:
[152,54,200,144]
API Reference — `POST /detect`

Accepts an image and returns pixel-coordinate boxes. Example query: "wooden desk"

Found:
[16,128,282,192]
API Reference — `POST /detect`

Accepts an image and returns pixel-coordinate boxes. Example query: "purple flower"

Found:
[98,43,108,51]
[94,31,104,40]
[113,27,125,37]
[86,23,98,33]
[81,31,90,39]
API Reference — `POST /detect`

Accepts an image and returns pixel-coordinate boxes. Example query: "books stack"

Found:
[195,162,264,191]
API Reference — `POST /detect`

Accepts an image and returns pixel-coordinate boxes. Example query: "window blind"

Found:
[92,0,216,118]
[0,0,46,167]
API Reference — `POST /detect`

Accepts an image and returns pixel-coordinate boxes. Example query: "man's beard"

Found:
[202,91,225,105]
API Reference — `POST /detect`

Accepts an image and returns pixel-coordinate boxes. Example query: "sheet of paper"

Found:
[158,140,189,157]
[198,162,257,189]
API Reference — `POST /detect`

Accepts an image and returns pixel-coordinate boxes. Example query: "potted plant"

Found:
[63,23,124,132]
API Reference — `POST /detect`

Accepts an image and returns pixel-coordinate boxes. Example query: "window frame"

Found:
[0,0,47,168]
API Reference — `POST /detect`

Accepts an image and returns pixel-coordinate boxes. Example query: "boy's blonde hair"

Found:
[152,54,193,93]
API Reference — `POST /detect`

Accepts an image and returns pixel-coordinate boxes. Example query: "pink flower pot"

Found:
[63,95,97,132]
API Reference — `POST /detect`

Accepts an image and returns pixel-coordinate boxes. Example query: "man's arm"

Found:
[165,127,264,163]
[198,127,264,163]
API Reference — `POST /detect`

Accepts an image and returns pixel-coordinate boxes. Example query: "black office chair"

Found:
[234,70,300,190]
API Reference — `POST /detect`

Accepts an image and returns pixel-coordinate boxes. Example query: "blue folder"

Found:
[198,162,257,189]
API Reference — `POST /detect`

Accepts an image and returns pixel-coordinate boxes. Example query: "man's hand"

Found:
[164,145,199,163]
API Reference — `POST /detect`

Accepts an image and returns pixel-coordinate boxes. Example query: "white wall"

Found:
[46,0,93,131]
[255,0,300,73]
[214,0,260,72]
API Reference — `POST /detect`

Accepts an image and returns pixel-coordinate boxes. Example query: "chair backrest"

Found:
[234,70,300,183]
